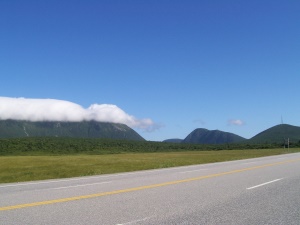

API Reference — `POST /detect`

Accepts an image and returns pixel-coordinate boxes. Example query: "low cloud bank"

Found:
[0,97,159,132]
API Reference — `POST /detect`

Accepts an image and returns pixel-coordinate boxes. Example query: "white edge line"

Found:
[180,169,208,173]
[242,162,258,165]
[0,164,207,188]
[1,153,295,188]
[52,181,111,190]
[247,178,283,190]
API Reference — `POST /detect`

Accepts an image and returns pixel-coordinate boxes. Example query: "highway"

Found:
[1,152,300,224]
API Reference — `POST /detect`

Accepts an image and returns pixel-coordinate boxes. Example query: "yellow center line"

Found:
[1,158,300,211]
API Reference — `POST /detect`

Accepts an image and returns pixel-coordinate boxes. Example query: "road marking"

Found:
[116,216,152,225]
[247,178,282,190]
[180,169,208,173]
[242,162,258,165]
[0,164,204,188]
[1,158,300,211]
[52,181,111,190]
[0,176,108,188]
[276,157,287,160]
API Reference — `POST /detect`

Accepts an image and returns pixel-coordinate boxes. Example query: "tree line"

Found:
[0,137,299,156]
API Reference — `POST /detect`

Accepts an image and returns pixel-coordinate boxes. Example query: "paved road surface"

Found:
[1,152,300,224]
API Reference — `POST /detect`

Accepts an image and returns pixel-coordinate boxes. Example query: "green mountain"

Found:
[182,128,246,144]
[0,120,144,141]
[249,124,300,144]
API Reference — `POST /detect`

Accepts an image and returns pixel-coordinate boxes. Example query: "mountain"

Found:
[0,120,144,141]
[162,138,183,143]
[249,124,300,144]
[182,128,246,144]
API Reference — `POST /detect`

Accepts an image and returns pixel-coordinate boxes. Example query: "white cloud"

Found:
[228,119,245,126]
[0,97,159,132]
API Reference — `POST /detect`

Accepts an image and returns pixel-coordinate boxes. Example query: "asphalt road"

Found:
[1,152,300,225]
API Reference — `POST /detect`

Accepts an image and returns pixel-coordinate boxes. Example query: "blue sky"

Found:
[1,0,299,141]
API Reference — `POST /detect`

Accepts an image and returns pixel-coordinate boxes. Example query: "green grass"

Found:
[1,148,299,184]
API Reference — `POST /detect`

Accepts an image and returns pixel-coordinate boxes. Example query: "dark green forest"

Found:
[1,137,299,156]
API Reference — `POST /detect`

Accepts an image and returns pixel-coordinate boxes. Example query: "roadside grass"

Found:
[1,148,299,184]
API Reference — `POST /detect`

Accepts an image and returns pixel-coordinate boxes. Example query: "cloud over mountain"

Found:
[0,97,158,131]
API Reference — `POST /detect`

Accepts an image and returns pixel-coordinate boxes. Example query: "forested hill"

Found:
[249,124,300,144]
[0,120,144,141]
[182,128,246,144]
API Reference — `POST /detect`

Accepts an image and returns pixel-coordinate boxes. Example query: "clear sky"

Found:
[1,0,299,141]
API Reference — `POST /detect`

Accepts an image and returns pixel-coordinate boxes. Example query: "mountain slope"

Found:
[182,128,246,144]
[249,124,300,144]
[0,120,144,141]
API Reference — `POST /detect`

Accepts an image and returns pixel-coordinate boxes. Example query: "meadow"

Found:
[1,148,299,183]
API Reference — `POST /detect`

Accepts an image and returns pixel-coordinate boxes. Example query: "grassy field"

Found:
[1,148,299,184]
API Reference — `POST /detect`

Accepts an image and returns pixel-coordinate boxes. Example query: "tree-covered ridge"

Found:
[249,124,300,144]
[1,137,299,156]
[167,124,300,145]
[0,120,144,141]
[182,128,246,144]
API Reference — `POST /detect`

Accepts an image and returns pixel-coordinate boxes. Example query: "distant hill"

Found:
[0,120,144,141]
[249,124,300,144]
[162,138,183,143]
[182,128,246,144]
